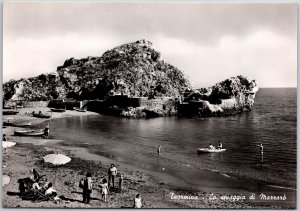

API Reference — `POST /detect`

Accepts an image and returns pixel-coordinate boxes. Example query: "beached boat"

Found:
[197,148,226,153]
[32,113,51,119]
[74,108,86,112]
[50,108,66,112]
[14,129,44,137]
[3,106,15,109]
[3,121,32,127]
[3,110,19,115]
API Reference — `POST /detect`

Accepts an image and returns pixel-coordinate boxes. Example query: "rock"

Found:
[179,76,259,117]
[3,40,258,118]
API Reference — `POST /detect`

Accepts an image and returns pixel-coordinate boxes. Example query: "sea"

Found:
[49,88,297,205]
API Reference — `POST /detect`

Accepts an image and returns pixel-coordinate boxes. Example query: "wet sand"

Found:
[2,107,288,208]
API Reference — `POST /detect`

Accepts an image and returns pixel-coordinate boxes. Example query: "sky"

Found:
[3,2,297,88]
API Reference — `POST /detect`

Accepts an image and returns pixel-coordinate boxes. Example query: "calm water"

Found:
[50,88,296,194]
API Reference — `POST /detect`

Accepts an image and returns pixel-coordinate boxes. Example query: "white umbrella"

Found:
[3,141,16,149]
[2,175,10,186]
[43,153,71,166]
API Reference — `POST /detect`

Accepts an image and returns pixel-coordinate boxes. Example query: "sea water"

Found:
[50,88,296,198]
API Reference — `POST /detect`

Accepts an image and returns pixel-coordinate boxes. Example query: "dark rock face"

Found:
[57,39,191,100]
[179,76,259,117]
[2,39,259,118]
[3,73,65,102]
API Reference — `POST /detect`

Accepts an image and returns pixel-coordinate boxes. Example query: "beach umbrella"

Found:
[43,153,71,166]
[2,141,16,149]
[2,175,10,186]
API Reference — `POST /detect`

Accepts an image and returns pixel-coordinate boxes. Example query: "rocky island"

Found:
[3,39,258,118]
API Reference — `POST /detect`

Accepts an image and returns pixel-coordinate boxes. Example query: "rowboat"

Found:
[50,108,66,112]
[74,108,86,112]
[197,148,226,153]
[14,129,45,137]
[3,121,32,127]
[3,110,19,115]
[3,106,15,109]
[32,113,51,119]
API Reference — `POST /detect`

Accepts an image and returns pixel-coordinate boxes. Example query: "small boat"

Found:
[3,121,32,127]
[32,113,51,119]
[14,129,44,137]
[3,110,19,115]
[74,108,86,112]
[197,148,226,153]
[3,106,15,109]
[50,108,66,112]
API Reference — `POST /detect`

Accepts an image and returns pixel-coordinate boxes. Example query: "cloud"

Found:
[155,30,296,87]
[3,3,297,87]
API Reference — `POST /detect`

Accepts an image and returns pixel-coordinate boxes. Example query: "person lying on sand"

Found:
[45,183,56,196]
[32,178,42,190]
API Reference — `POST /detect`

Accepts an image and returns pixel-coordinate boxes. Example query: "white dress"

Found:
[134,197,142,208]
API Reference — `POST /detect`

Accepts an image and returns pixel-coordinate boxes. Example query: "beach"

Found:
[2,107,291,208]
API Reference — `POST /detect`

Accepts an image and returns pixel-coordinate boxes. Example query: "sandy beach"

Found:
[2,108,287,208]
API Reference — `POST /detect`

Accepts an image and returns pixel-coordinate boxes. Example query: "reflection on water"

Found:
[51,88,296,193]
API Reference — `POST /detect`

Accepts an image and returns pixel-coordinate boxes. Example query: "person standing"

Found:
[3,134,7,141]
[157,146,161,155]
[43,126,50,139]
[119,174,124,192]
[82,173,93,204]
[259,143,264,163]
[133,194,142,208]
[108,164,117,188]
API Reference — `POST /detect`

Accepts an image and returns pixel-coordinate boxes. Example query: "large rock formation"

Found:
[2,39,259,118]
[179,76,259,117]
[3,40,191,102]
[3,73,65,102]
[56,39,191,100]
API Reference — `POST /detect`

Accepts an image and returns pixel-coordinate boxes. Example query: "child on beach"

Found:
[100,178,109,202]
[133,194,142,208]
[119,174,124,192]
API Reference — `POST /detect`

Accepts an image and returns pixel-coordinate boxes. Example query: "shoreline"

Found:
[2,108,294,208]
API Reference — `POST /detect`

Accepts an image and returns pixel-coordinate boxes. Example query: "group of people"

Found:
[80,164,142,208]
[208,141,223,150]
[19,169,60,202]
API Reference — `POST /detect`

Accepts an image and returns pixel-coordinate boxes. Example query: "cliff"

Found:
[179,76,259,117]
[56,39,191,100]
[3,73,65,102]
[3,39,259,118]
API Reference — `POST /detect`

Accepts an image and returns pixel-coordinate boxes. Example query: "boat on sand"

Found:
[32,113,51,119]
[3,121,32,127]
[3,110,19,115]
[50,108,66,112]
[14,129,45,137]
[74,108,86,112]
